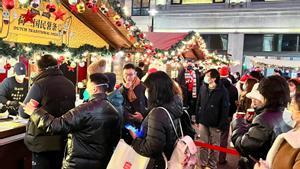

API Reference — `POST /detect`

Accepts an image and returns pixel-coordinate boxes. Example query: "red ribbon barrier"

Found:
[194,141,240,156]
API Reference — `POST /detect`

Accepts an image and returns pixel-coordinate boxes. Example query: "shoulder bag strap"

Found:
[157,107,183,138]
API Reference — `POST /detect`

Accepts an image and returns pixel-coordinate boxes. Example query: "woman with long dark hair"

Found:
[129,71,183,169]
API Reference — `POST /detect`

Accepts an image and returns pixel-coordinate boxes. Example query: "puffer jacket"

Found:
[20,68,76,152]
[30,93,121,169]
[231,107,292,169]
[132,96,183,169]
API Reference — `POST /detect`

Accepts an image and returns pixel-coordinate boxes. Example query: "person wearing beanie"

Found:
[19,54,76,169]
[0,62,29,116]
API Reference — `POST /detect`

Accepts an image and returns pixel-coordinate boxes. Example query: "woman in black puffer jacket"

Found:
[130,71,183,169]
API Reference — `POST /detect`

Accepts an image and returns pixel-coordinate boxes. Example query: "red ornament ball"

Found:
[4,63,11,70]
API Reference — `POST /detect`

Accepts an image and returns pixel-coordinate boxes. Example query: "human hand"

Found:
[253,159,269,169]
[6,100,19,107]
[22,102,37,116]
[129,129,137,139]
[132,112,143,122]
[124,82,132,89]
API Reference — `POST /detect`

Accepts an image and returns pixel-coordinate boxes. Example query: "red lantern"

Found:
[4,63,11,70]
[2,0,14,10]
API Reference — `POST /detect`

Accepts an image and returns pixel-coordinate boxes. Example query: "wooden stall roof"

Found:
[61,0,135,49]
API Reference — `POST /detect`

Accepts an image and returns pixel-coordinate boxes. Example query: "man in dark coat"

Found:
[19,54,76,169]
[0,62,28,115]
[120,63,147,143]
[218,66,238,164]
[196,69,229,169]
[22,73,121,169]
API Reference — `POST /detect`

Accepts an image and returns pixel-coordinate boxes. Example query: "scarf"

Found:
[185,69,197,98]
[127,77,141,102]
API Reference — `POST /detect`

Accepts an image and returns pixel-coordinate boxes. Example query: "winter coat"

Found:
[221,78,238,117]
[132,96,183,169]
[19,68,76,152]
[120,83,147,125]
[266,128,300,169]
[30,93,121,169]
[0,77,28,115]
[231,107,292,169]
[196,83,230,131]
[107,89,124,119]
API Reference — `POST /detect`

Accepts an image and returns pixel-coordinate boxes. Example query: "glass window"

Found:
[171,0,182,4]
[263,34,278,52]
[244,34,263,52]
[182,0,225,4]
[281,34,297,52]
[202,34,228,51]
[142,0,150,7]
[132,0,150,16]
[133,0,141,7]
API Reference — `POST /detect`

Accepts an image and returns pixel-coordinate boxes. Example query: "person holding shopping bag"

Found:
[128,71,183,169]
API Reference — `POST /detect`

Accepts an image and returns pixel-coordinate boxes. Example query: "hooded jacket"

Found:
[30,93,121,169]
[132,95,183,169]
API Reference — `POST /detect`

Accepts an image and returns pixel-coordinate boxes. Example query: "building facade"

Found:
[122,0,300,76]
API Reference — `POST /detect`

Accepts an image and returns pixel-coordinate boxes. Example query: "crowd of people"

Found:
[0,54,299,169]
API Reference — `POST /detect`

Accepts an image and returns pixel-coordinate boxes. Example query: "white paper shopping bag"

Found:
[106,139,150,169]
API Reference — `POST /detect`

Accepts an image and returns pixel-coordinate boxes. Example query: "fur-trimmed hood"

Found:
[266,128,300,166]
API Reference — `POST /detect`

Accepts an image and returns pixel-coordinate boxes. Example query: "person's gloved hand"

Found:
[6,100,19,107]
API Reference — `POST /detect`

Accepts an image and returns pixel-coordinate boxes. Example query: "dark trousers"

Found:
[219,118,231,163]
[32,151,64,169]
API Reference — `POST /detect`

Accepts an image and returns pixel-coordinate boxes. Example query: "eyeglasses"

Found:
[124,73,135,77]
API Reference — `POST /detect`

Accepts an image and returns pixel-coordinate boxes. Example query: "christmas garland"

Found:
[0,38,113,59]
